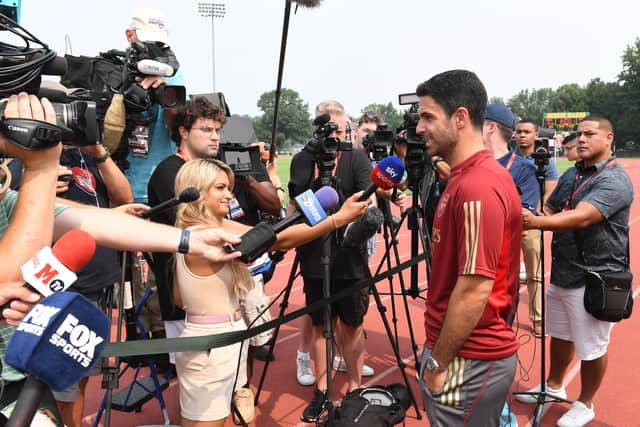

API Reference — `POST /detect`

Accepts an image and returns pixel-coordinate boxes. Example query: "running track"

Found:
[81,159,640,427]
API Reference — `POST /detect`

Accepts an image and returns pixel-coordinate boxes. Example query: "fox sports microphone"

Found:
[358,155,405,202]
[1,229,96,318]
[5,292,110,427]
[228,186,339,263]
[139,187,200,220]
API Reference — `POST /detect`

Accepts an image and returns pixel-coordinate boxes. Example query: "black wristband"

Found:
[178,229,190,254]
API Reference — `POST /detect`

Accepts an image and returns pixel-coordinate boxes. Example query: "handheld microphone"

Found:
[342,206,384,248]
[19,229,96,297]
[358,155,405,202]
[1,229,96,319]
[139,187,200,220]
[5,292,110,427]
[229,186,339,263]
[136,59,174,77]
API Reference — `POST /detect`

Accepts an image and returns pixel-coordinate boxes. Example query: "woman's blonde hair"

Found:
[174,159,253,296]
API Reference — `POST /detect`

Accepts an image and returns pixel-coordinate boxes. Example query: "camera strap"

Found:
[0,118,73,150]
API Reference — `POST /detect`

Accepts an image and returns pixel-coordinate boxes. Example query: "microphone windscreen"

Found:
[178,187,200,203]
[342,206,384,248]
[51,230,96,273]
[6,292,110,391]
[371,155,405,190]
[312,113,330,127]
[315,186,339,211]
[293,0,322,6]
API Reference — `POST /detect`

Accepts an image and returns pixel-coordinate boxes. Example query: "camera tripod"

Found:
[513,156,571,426]
[254,166,423,423]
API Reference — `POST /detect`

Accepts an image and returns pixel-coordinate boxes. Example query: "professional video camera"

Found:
[362,122,394,162]
[0,11,185,152]
[396,93,429,188]
[531,128,554,167]
[303,113,352,158]
[218,143,263,177]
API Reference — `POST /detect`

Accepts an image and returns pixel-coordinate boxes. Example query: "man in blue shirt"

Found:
[123,8,186,203]
[515,118,559,337]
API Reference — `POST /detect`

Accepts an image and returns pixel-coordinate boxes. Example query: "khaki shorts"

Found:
[175,318,247,422]
[240,274,273,347]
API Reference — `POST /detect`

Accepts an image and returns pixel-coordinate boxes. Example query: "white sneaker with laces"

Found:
[332,355,375,377]
[515,383,567,404]
[557,401,595,427]
[296,351,315,386]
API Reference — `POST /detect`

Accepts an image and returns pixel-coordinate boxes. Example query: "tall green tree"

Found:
[616,37,640,144]
[489,96,505,105]
[507,88,555,125]
[253,88,313,150]
[548,83,588,113]
[359,102,404,133]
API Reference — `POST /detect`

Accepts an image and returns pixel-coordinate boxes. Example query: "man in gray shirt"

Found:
[518,114,633,427]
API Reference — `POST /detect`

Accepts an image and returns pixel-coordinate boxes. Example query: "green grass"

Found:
[555,159,573,175]
[274,155,292,204]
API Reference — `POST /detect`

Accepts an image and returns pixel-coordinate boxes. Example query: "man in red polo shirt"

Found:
[415,70,521,426]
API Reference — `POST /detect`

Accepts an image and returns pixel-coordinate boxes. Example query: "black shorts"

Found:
[303,277,370,327]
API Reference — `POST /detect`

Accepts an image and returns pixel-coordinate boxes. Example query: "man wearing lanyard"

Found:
[519,115,633,427]
[483,104,539,324]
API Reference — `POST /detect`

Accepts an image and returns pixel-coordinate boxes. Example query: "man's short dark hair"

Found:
[171,97,226,146]
[580,114,614,133]
[516,118,538,131]
[562,132,577,146]
[415,69,487,129]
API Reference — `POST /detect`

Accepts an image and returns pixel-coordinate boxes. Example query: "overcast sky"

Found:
[18,0,640,118]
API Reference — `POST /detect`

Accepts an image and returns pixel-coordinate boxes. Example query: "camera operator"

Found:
[515,118,559,336]
[147,96,280,424]
[288,100,372,423]
[518,115,633,427]
[415,70,521,426]
[123,8,186,205]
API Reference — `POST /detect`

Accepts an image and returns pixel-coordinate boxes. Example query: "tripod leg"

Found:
[369,283,422,419]
[254,254,300,405]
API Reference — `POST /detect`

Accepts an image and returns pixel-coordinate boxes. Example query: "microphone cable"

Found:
[0,13,57,97]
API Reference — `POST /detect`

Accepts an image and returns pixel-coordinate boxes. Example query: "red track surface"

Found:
[81,159,640,427]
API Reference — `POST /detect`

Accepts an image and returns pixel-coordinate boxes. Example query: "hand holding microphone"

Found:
[1,229,96,325]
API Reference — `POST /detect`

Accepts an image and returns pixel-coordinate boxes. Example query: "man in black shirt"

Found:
[290,100,373,423]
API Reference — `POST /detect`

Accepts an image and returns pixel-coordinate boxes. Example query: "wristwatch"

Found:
[93,147,111,164]
[425,355,447,373]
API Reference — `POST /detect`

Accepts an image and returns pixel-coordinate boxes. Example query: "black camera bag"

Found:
[328,384,409,427]
[584,270,633,322]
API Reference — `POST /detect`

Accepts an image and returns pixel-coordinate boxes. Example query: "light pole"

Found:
[198,2,226,93]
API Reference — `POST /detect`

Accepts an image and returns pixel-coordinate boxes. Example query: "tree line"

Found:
[243,37,640,151]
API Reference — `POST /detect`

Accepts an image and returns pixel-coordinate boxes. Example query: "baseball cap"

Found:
[485,104,515,131]
[129,8,171,46]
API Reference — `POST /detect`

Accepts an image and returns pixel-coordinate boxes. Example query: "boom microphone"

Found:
[5,292,110,427]
[229,186,339,263]
[342,206,384,248]
[358,155,405,201]
[139,187,200,220]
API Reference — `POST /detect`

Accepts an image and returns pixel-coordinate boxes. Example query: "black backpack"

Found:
[328,383,410,427]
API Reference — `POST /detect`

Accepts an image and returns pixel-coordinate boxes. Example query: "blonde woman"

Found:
[173,159,366,427]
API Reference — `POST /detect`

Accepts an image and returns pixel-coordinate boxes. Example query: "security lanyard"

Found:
[567,158,616,209]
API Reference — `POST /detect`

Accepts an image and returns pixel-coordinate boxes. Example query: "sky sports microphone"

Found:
[5,292,110,427]
[228,186,339,263]
[139,187,200,220]
[1,229,96,318]
[358,155,405,202]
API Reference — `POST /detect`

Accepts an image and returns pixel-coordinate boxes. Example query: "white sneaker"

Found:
[332,355,375,377]
[557,401,595,427]
[519,261,527,282]
[515,383,567,404]
[296,351,315,386]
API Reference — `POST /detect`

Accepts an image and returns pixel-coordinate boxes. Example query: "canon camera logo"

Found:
[49,314,104,368]
[7,124,28,133]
